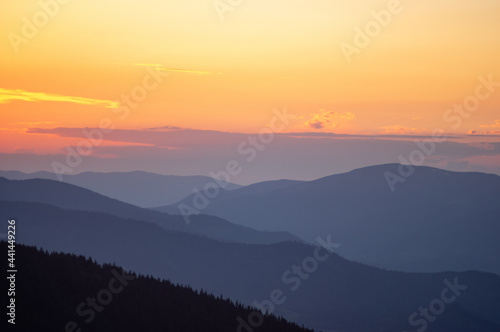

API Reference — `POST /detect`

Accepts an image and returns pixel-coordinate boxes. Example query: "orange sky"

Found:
[1,0,500,156]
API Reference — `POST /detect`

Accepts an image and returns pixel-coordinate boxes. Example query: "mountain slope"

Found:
[157,164,500,274]
[0,170,241,207]
[2,200,500,332]
[3,241,312,332]
[0,177,300,245]
[154,178,305,214]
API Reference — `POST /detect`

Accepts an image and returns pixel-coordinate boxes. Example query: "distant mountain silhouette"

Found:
[152,178,306,214]
[156,164,500,275]
[0,170,241,207]
[0,177,300,245]
[2,200,499,331]
[3,241,312,332]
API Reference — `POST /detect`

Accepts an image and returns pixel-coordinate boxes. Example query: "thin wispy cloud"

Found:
[10,121,57,126]
[380,126,424,135]
[467,142,496,151]
[133,63,216,75]
[480,120,500,128]
[280,132,458,140]
[469,121,500,135]
[0,128,23,132]
[305,110,355,130]
[0,88,120,108]
[146,125,183,131]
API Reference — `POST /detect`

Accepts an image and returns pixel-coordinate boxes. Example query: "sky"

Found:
[1,0,500,184]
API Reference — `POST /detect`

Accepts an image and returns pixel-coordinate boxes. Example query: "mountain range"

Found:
[1,200,500,331]
[2,164,500,331]
[0,177,299,245]
[155,164,500,274]
[0,170,241,208]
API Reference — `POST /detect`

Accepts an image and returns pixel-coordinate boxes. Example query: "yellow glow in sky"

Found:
[0,0,499,153]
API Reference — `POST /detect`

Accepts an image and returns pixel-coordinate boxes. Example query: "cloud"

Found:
[10,130,500,184]
[10,121,57,126]
[133,63,216,75]
[478,120,500,134]
[25,127,465,152]
[469,130,500,136]
[467,142,496,151]
[280,132,458,140]
[480,120,500,128]
[146,125,183,131]
[25,127,246,149]
[305,110,355,130]
[13,148,36,154]
[0,88,119,108]
[468,121,500,135]
[308,121,324,129]
[380,126,424,135]
[0,128,23,132]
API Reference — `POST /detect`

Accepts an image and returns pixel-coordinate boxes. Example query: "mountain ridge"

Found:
[156,163,500,274]
[0,177,301,245]
[0,170,242,208]
[2,199,499,331]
